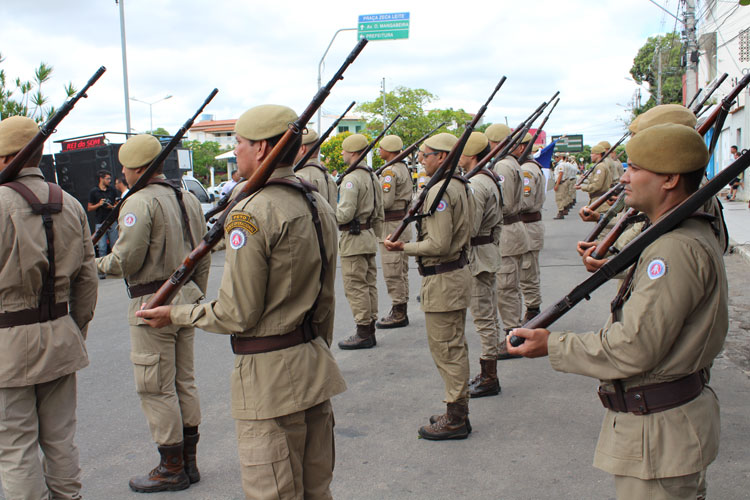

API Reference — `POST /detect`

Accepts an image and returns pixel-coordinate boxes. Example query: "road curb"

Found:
[729,238,750,266]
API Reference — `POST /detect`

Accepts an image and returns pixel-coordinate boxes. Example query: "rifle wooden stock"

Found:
[583,192,627,243]
[145,38,368,308]
[374,121,447,176]
[510,147,750,347]
[388,75,507,242]
[590,208,639,260]
[336,113,401,185]
[0,66,106,186]
[692,73,727,115]
[575,131,629,187]
[93,88,219,244]
[697,73,750,135]
[293,101,355,172]
[583,183,624,217]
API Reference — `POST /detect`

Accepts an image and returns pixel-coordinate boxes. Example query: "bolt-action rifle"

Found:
[692,72,727,116]
[575,132,629,187]
[335,113,401,185]
[293,101,356,172]
[516,97,560,165]
[374,122,447,177]
[582,191,627,243]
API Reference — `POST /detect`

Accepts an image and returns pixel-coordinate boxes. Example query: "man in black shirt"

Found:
[88,169,118,259]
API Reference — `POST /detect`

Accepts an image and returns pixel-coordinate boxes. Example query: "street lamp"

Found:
[317,28,356,135]
[130,94,173,133]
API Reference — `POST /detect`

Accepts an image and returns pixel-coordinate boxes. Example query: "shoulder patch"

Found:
[596,169,601,174]
[646,258,667,280]
[498,175,505,183]
[228,228,247,250]
[383,174,393,183]
[226,213,258,235]
[382,182,392,193]
[345,181,353,189]
[123,212,137,227]
[436,200,447,212]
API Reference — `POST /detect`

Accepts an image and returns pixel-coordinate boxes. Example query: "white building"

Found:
[188,114,238,149]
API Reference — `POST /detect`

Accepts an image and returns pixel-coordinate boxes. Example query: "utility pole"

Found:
[117,0,132,135]
[656,47,663,105]
[684,0,699,106]
[381,77,387,132]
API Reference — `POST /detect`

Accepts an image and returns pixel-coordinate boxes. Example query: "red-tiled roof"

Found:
[190,119,237,133]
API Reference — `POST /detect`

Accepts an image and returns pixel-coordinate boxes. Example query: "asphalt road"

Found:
[4,192,749,500]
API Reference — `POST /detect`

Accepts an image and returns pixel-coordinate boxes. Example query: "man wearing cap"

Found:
[136,104,346,498]
[578,144,613,215]
[0,116,97,499]
[375,134,413,329]
[336,133,385,349]
[294,128,337,208]
[566,156,579,209]
[384,132,474,439]
[97,134,210,492]
[509,123,726,500]
[596,141,620,187]
[460,132,504,398]
[486,124,529,340]
[553,154,569,219]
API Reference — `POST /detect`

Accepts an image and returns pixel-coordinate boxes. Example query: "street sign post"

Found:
[551,134,584,152]
[358,12,410,41]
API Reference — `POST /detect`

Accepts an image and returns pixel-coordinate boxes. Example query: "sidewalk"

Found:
[722,197,750,263]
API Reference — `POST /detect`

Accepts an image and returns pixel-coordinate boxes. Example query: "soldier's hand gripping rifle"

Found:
[582,191,627,243]
[575,131,629,187]
[144,38,368,308]
[582,182,625,218]
[0,66,106,186]
[509,146,750,347]
[388,75,506,242]
[335,113,401,185]
[374,121,447,177]
[93,88,219,244]
[516,97,560,165]
[293,101,355,172]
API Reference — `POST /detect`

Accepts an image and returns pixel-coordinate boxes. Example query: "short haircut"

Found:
[251,132,301,166]
[681,167,705,194]
[98,169,111,179]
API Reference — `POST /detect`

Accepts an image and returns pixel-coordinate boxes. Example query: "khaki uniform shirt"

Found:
[403,177,473,312]
[296,162,337,209]
[97,176,210,325]
[336,165,384,257]
[379,161,413,242]
[0,168,98,387]
[520,161,546,252]
[548,217,727,479]
[582,163,612,198]
[171,167,346,420]
[607,157,623,184]
[493,156,529,256]
[468,170,502,276]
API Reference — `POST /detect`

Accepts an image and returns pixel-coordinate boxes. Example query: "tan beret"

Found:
[235,104,297,141]
[532,144,541,153]
[628,115,642,134]
[379,135,403,152]
[520,133,533,144]
[636,104,696,133]
[625,123,708,174]
[419,143,426,152]
[462,131,489,157]
[0,116,38,156]
[590,144,606,155]
[485,123,511,142]
[598,141,612,150]
[301,128,318,146]
[119,134,162,169]
[342,133,368,153]
[424,132,458,152]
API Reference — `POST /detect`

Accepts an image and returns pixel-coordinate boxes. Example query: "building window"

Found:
[355,125,362,132]
[338,126,348,133]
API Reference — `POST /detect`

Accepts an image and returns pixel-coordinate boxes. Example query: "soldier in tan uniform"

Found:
[0,116,98,499]
[375,134,413,329]
[578,144,613,215]
[553,154,569,219]
[487,124,530,338]
[137,105,346,499]
[336,134,385,349]
[460,132,504,398]
[294,128,337,208]
[98,134,209,492]
[384,132,474,439]
[518,134,546,321]
[509,123,726,500]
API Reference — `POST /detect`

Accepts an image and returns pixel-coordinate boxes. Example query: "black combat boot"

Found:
[553,211,564,219]
[468,358,501,398]
[497,329,522,361]
[375,303,409,329]
[524,307,541,322]
[183,427,200,484]
[338,323,375,350]
[420,402,470,440]
[129,443,190,493]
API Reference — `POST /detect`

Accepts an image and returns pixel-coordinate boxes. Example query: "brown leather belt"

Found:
[384,208,407,222]
[338,220,372,232]
[597,372,705,415]
[230,325,312,355]
[127,280,164,299]
[0,302,68,328]
[418,252,468,277]
[503,214,521,225]
[520,211,542,223]
[471,231,495,246]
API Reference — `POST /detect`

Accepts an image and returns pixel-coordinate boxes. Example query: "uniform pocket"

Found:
[130,352,161,394]
[498,263,515,289]
[238,432,296,499]
[599,412,644,460]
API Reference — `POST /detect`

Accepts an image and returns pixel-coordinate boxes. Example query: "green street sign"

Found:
[551,134,584,153]
[358,12,410,41]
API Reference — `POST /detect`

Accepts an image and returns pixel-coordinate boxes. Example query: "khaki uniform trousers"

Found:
[555,181,568,211]
[236,400,334,500]
[424,309,470,405]
[130,324,201,445]
[567,179,576,205]
[0,373,81,500]
[520,249,542,310]
[341,254,378,325]
[379,219,410,306]
[470,271,500,359]
[614,471,701,500]
[497,254,523,329]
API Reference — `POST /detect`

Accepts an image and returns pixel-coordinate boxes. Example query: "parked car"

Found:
[181,175,215,226]
[207,181,228,198]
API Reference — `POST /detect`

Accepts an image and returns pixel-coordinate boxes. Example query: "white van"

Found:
[181,175,215,223]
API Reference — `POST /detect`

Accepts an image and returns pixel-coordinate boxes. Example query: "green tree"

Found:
[0,53,76,122]
[182,140,230,180]
[150,127,170,136]
[319,131,378,174]
[629,32,684,116]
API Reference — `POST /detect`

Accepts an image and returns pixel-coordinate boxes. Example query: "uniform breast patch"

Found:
[226,213,258,235]
[228,228,247,250]
[646,258,667,280]
[123,213,137,227]
[436,200,447,212]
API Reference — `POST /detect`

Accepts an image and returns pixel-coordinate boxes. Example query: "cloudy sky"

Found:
[1,0,680,152]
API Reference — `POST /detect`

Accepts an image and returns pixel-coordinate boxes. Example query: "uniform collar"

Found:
[270,165,295,179]
[12,167,45,180]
